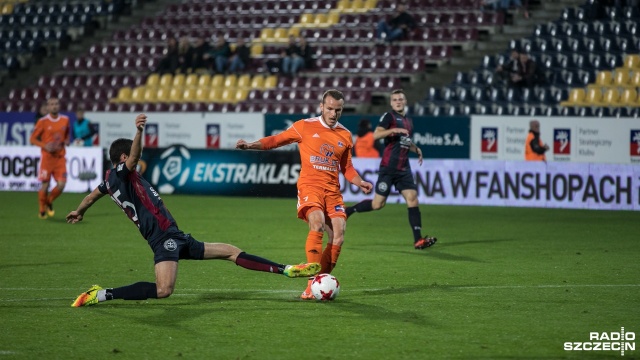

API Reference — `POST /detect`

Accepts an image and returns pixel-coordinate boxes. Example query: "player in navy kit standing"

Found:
[345,90,437,250]
[67,114,320,307]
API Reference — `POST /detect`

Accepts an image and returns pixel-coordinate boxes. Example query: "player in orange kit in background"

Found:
[30,97,70,219]
[236,89,373,300]
[354,119,380,158]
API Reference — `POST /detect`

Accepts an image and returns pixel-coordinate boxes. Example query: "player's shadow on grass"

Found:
[84,301,222,333]
[196,290,438,327]
[326,297,437,328]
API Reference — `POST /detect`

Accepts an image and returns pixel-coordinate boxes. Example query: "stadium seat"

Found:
[601,88,621,106]
[131,87,145,103]
[143,88,157,103]
[113,87,132,103]
[156,87,170,103]
[211,74,224,88]
[194,88,208,102]
[588,71,613,89]
[169,87,183,102]
[630,71,640,87]
[146,74,160,87]
[224,74,238,88]
[197,74,211,88]
[172,74,186,88]
[620,88,638,106]
[183,88,197,102]
[245,75,263,90]
[560,88,585,107]
[264,75,278,89]
[159,74,172,88]
[208,88,223,103]
[185,74,198,88]
[237,74,251,88]
[613,70,631,87]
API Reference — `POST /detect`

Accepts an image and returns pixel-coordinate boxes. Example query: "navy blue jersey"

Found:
[98,162,180,244]
[377,110,414,172]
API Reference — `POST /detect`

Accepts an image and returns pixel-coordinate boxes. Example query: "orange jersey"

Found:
[30,114,70,160]
[260,116,360,192]
[354,132,380,158]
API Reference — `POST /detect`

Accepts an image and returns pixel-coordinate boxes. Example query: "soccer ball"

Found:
[311,273,340,301]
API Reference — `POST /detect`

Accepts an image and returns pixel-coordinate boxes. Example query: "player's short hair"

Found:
[390,89,405,97]
[322,89,344,103]
[109,138,133,165]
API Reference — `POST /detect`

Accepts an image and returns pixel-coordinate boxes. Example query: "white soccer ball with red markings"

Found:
[311,273,340,301]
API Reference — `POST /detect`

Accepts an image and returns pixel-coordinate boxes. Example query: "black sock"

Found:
[111,282,158,300]
[236,252,285,274]
[408,207,422,242]
[347,200,373,217]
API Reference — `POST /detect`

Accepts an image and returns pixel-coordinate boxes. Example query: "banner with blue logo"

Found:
[139,146,300,196]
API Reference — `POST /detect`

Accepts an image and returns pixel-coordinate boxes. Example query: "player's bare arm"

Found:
[66,187,106,223]
[125,114,147,171]
[410,143,423,166]
[236,139,264,150]
[373,126,409,140]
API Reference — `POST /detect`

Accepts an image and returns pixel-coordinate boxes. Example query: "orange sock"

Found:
[305,231,324,264]
[321,243,341,274]
[48,186,63,205]
[320,243,333,274]
[38,190,47,213]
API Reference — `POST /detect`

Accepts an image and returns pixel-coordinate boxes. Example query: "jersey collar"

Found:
[318,115,337,129]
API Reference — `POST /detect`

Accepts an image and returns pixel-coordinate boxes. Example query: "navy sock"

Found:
[347,200,373,217]
[111,282,158,300]
[408,207,422,242]
[235,252,285,274]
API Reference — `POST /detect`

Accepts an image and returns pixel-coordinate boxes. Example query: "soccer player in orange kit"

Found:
[236,89,373,300]
[30,98,70,219]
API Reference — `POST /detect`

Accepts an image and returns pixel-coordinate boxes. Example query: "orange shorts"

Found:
[296,186,346,221]
[38,156,67,183]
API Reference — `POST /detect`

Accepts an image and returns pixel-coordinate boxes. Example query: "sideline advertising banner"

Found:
[0,146,103,192]
[471,115,640,164]
[139,146,300,197]
[341,159,640,211]
[85,112,264,150]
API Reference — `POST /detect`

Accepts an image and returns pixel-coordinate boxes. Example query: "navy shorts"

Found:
[375,169,417,197]
[150,232,205,264]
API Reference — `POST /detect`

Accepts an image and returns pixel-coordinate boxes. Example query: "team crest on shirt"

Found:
[337,141,344,148]
[320,144,335,157]
[164,239,177,251]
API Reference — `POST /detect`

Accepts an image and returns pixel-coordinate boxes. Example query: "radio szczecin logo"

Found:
[564,327,635,356]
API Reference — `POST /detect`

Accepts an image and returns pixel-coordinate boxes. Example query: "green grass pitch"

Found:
[1,191,638,359]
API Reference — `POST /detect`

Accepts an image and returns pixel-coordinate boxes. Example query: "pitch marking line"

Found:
[0,284,639,303]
